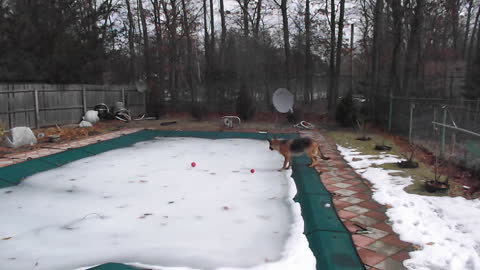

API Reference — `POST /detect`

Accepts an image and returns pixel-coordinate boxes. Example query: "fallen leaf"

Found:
[139,213,153,219]
[426,242,435,245]
[412,244,422,250]
[223,206,230,210]
[2,237,12,240]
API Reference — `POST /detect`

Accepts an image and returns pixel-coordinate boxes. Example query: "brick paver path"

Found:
[301,130,412,270]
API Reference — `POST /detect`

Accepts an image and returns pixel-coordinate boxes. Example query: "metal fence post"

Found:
[7,84,12,129]
[82,85,87,114]
[34,89,40,128]
[409,102,415,142]
[121,88,126,105]
[388,95,393,132]
[440,106,447,156]
[475,99,480,130]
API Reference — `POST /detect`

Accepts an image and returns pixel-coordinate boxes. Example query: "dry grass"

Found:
[325,129,469,198]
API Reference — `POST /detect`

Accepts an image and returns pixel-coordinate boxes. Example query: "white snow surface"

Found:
[338,145,480,270]
[0,138,316,270]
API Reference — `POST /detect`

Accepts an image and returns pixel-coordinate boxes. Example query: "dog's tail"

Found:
[318,144,330,160]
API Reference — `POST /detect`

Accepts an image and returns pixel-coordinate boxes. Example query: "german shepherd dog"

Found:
[268,137,330,171]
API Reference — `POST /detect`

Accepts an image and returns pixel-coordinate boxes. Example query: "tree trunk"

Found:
[403,0,425,97]
[390,0,403,96]
[304,0,312,104]
[138,0,155,115]
[203,0,212,103]
[280,0,291,90]
[219,0,227,67]
[371,0,384,97]
[333,0,345,116]
[253,0,262,39]
[463,0,473,58]
[209,0,215,66]
[327,0,336,116]
[125,0,136,82]
[152,0,165,116]
[468,6,480,67]
[162,0,179,108]
[181,0,195,102]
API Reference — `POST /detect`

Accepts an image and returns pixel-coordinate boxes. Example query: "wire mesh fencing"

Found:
[376,96,480,174]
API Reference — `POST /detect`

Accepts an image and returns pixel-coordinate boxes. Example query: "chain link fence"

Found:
[375,96,480,175]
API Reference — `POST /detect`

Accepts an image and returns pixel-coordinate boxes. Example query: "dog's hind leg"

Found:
[308,151,318,167]
[317,144,330,160]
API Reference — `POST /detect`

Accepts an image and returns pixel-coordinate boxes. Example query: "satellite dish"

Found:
[135,80,147,93]
[272,88,294,113]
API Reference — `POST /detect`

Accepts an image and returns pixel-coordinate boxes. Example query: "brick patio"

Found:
[0,128,412,269]
[0,128,142,168]
[301,130,412,270]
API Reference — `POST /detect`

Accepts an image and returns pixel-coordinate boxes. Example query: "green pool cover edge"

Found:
[0,129,364,270]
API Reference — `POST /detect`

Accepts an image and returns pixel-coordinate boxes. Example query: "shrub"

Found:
[190,102,208,120]
[286,108,304,124]
[336,92,355,126]
[0,120,5,137]
[236,86,256,120]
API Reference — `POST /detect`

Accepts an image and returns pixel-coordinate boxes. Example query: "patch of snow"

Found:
[337,145,480,270]
[0,138,315,270]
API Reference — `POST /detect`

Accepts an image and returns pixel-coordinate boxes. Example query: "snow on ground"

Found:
[338,145,480,270]
[0,138,315,270]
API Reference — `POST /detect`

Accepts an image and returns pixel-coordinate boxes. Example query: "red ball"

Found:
[191,162,196,167]
[250,169,255,174]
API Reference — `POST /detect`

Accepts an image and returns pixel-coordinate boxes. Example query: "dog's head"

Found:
[267,136,280,151]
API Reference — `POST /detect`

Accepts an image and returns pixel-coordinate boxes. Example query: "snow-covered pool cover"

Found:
[0,138,315,270]
[338,145,480,270]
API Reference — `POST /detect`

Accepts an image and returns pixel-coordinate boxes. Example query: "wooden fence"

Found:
[0,84,145,129]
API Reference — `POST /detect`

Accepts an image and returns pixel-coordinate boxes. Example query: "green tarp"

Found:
[0,129,364,270]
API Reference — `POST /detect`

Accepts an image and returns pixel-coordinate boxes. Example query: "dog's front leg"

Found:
[278,155,289,171]
[286,155,292,169]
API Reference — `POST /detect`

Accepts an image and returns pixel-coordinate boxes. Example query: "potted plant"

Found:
[374,136,392,151]
[425,156,450,193]
[398,147,419,168]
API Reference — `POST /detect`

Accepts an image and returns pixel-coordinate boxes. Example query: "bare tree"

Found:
[371,0,384,97]
[327,0,336,115]
[390,0,403,95]
[333,0,346,113]
[125,0,136,82]
[304,0,312,104]
[467,5,480,66]
[181,0,195,102]
[274,0,291,90]
[253,0,263,39]
[219,0,227,67]
[162,0,180,106]
[463,0,474,57]
[403,0,425,97]
[138,0,155,114]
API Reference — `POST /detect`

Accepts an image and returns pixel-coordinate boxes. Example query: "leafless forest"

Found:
[0,0,479,118]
